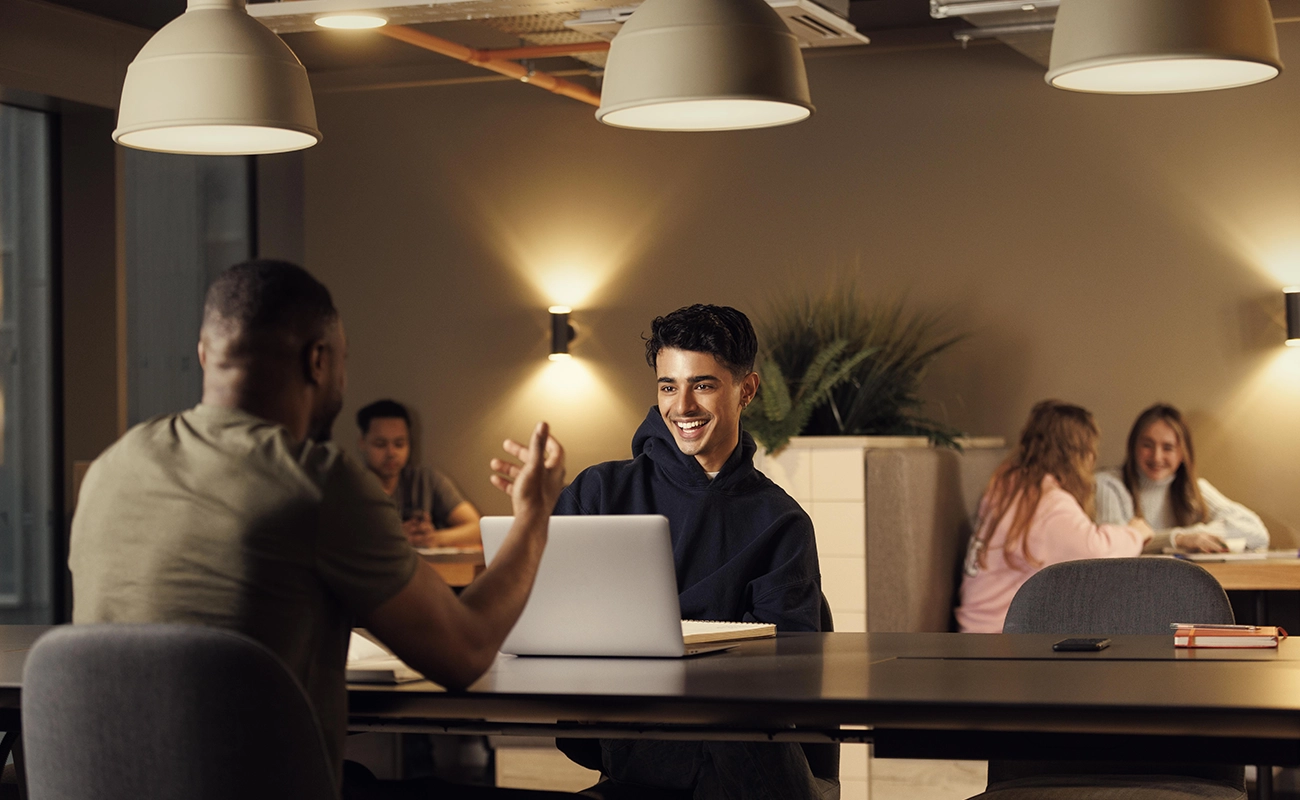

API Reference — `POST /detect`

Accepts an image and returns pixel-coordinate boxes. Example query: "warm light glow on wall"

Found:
[1252,245,1300,289]
[534,267,607,310]
[486,358,643,448]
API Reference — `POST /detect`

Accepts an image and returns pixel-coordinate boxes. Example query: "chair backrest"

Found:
[864,446,1008,633]
[22,624,338,800]
[1003,557,1234,635]
[993,558,1240,791]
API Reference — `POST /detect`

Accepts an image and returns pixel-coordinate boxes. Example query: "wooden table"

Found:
[418,548,485,588]
[1190,558,1300,591]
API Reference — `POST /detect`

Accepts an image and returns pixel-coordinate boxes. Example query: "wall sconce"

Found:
[549,306,576,360]
[1287,288,1299,347]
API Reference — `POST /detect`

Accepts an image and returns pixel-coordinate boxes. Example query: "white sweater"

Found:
[1094,468,1270,552]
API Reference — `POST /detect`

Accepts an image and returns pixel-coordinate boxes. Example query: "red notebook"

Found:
[1172,624,1288,648]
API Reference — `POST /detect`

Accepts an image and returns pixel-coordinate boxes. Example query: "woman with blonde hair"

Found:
[956,400,1151,633]
[1095,404,1268,553]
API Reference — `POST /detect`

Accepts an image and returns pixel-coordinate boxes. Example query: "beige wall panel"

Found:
[0,0,148,109]
[304,31,1300,542]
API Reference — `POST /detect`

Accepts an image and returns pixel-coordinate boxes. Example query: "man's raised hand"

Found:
[490,422,566,520]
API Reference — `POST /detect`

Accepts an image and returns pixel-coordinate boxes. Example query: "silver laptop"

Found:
[480,515,731,657]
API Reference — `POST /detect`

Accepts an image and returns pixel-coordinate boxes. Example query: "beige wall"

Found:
[304,29,1300,542]
[0,0,148,110]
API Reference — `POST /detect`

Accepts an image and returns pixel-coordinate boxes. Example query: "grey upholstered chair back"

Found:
[22,624,338,800]
[990,558,1241,793]
[1003,557,1233,635]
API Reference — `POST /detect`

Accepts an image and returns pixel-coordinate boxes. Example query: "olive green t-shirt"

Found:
[69,404,421,777]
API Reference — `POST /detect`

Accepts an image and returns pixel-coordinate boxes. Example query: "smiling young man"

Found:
[554,305,829,799]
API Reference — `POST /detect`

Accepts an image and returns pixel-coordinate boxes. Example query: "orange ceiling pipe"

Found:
[481,42,611,61]
[378,25,602,106]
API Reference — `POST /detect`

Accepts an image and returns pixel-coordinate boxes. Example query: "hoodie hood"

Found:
[631,407,759,492]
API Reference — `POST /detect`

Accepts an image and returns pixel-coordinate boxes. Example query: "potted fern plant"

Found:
[742,280,985,637]
[743,281,965,455]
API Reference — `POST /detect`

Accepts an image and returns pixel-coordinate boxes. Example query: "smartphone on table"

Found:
[1052,637,1111,652]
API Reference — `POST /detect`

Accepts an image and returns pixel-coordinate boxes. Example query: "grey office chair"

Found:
[21,623,338,800]
[970,558,1245,800]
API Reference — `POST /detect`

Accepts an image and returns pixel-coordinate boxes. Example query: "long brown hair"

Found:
[975,400,1100,570]
[1122,404,1208,527]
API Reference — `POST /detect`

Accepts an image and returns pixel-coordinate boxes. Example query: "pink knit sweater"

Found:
[955,475,1146,634]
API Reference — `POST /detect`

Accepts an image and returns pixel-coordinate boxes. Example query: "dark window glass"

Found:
[125,152,251,424]
[0,104,55,623]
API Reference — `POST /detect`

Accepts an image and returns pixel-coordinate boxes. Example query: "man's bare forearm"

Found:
[364,512,548,689]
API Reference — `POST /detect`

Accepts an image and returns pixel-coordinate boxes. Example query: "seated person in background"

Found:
[956,400,1152,634]
[1095,403,1269,554]
[555,304,830,800]
[69,260,569,799]
[357,399,482,548]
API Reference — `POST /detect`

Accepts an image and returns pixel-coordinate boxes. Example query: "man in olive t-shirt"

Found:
[69,260,566,792]
[71,404,418,773]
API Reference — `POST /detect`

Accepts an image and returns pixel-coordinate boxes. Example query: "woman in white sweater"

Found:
[1095,404,1269,553]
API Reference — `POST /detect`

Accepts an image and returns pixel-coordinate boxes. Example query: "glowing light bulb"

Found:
[314,14,387,29]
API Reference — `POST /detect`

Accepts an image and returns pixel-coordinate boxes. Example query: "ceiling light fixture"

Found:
[596,0,814,132]
[113,0,322,155]
[314,13,387,29]
[1047,0,1282,95]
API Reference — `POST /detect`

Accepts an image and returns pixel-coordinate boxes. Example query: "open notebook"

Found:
[682,620,775,645]
[347,631,422,684]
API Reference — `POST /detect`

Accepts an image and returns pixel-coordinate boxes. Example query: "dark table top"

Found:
[347,632,1300,744]
[7,626,1300,761]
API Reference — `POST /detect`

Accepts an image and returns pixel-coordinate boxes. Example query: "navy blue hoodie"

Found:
[554,408,823,632]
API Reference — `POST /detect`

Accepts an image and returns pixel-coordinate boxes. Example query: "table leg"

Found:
[1255,591,1269,626]
[12,733,24,800]
[1257,765,1273,800]
[0,730,15,766]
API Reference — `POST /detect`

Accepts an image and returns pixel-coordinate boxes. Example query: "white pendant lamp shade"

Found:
[596,0,814,132]
[1047,0,1282,94]
[114,0,321,155]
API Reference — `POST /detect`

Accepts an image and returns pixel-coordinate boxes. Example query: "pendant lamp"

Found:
[596,0,814,132]
[114,0,321,155]
[1047,0,1282,94]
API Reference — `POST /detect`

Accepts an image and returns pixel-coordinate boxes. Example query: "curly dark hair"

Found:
[643,304,757,379]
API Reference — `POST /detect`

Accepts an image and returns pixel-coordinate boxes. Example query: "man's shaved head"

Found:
[199,259,346,443]
[202,259,338,351]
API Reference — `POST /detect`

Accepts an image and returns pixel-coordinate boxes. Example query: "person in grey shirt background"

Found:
[357,399,482,548]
